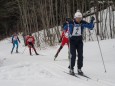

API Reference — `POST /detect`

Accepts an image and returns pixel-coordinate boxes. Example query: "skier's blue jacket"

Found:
[12,35,20,44]
[63,19,94,36]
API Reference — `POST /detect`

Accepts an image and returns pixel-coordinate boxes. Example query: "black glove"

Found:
[25,43,27,46]
[66,18,71,22]
[59,38,62,43]
[66,18,73,24]
[91,16,95,22]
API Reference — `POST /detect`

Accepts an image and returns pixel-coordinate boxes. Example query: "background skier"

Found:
[54,18,71,61]
[11,33,20,54]
[26,33,39,56]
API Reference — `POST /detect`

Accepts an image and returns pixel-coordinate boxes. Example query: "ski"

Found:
[37,54,46,56]
[64,71,80,78]
[31,54,45,56]
[76,73,91,79]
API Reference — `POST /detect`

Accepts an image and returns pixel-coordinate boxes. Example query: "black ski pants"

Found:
[69,36,83,70]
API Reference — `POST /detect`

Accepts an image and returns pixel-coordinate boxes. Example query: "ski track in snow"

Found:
[0,38,115,86]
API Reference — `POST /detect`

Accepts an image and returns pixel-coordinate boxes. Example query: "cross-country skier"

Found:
[11,33,20,54]
[54,18,71,61]
[26,33,39,56]
[64,10,95,75]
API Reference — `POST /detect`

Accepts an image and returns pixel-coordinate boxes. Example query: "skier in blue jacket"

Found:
[64,10,95,75]
[11,33,20,54]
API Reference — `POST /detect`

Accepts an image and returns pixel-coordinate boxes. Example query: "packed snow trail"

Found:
[0,38,115,86]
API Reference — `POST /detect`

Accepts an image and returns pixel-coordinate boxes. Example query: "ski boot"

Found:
[69,69,75,75]
[16,50,19,53]
[11,51,13,54]
[36,53,39,55]
[78,69,84,75]
[54,54,58,61]
[11,48,14,54]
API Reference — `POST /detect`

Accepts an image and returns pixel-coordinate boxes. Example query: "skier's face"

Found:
[75,17,82,23]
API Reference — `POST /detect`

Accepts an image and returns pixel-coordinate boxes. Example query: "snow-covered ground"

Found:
[0,37,115,86]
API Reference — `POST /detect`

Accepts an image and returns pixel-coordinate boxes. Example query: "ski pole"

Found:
[68,39,72,72]
[95,29,107,73]
[22,47,27,54]
[68,24,72,73]
[92,5,107,72]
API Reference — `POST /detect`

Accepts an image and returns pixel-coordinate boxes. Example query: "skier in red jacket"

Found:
[26,33,39,56]
[54,18,71,60]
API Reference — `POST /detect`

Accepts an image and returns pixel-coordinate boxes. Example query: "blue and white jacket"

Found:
[12,35,20,43]
[63,20,94,37]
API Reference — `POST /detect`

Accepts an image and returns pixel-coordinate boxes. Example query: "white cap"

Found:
[74,10,83,19]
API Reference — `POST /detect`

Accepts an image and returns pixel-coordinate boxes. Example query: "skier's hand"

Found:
[59,38,62,43]
[69,34,72,38]
[66,18,71,22]
[25,44,27,46]
[91,16,95,22]
[59,39,61,43]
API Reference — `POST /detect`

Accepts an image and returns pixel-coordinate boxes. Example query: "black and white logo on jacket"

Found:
[72,24,81,36]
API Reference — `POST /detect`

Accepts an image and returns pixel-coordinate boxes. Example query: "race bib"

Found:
[13,36,18,41]
[27,38,33,42]
[72,24,81,36]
